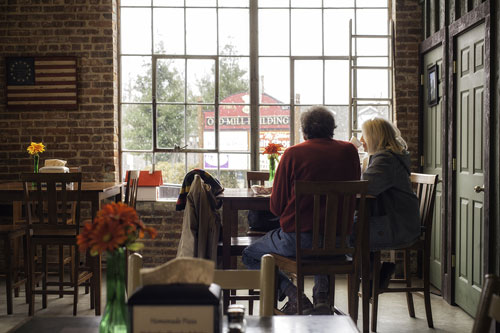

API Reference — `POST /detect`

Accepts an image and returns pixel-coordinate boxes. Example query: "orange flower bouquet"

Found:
[77,202,156,333]
[26,142,45,173]
[263,142,284,182]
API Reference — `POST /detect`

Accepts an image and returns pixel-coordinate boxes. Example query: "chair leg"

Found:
[423,248,434,328]
[371,252,381,333]
[23,234,30,304]
[42,245,47,309]
[73,249,79,316]
[59,245,64,298]
[248,289,255,315]
[404,249,415,318]
[297,273,304,315]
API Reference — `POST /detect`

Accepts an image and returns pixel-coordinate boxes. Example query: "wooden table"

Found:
[0,181,124,315]
[11,315,360,333]
[217,188,270,269]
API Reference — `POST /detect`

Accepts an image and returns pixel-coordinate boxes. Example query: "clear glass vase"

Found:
[33,154,39,173]
[100,247,128,333]
[268,156,276,183]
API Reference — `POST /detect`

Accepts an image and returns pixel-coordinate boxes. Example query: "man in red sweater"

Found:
[242,106,360,315]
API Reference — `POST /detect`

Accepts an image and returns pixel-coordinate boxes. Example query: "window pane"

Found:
[121,8,151,54]
[357,57,388,66]
[155,153,186,184]
[219,167,246,188]
[156,59,185,103]
[218,57,249,101]
[259,57,289,104]
[219,9,249,55]
[122,0,151,7]
[122,153,153,178]
[157,104,185,149]
[187,59,215,103]
[291,0,321,7]
[294,60,323,104]
[153,0,183,6]
[259,0,288,7]
[219,0,248,7]
[121,56,151,103]
[325,60,349,104]
[357,0,387,7]
[291,9,322,56]
[186,8,217,55]
[330,106,349,141]
[259,9,289,56]
[292,105,310,144]
[356,69,389,98]
[154,8,184,54]
[324,9,354,56]
[202,107,217,150]
[357,105,390,130]
[186,0,216,6]
[356,38,388,56]
[189,105,215,149]
[218,104,250,151]
[323,0,354,7]
[356,9,388,35]
[122,104,153,150]
[259,105,290,168]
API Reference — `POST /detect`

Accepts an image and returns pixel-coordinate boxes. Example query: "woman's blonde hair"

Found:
[362,118,407,154]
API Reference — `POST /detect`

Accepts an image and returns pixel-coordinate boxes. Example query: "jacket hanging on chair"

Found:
[177,174,221,260]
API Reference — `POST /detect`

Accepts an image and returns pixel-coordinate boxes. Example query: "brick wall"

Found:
[0,0,119,183]
[391,0,423,171]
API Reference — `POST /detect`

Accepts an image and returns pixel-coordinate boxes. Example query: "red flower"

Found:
[76,202,156,255]
[263,143,284,155]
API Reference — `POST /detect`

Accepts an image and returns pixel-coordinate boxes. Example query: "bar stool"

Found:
[0,225,29,314]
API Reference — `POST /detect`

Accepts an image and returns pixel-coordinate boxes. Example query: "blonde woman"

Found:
[360,118,420,287]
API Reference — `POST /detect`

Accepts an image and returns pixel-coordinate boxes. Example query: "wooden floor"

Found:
[0,275,474,333]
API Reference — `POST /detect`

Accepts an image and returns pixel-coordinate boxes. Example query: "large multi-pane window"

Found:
[120,0,390,188]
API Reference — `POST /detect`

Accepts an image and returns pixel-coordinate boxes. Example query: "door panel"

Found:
[454,22,485,316]
[423,45,443,290]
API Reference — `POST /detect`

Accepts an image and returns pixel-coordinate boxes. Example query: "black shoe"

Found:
[379,262,396,290]
[312,293,333,315]
[280,295,314,315]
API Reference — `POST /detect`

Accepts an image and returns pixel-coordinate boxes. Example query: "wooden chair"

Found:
[127,253,276,317]
[21,172,96,316]
[246,171,273,237]
[472,274,500,333]
[371,173,438,331]
[0,225,29,314]
[271,180,369,325]
[124,170,140,209]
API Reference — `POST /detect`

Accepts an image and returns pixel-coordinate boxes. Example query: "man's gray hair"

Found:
[300,106,337,139]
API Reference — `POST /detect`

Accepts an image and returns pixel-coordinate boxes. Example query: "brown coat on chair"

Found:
[177,174,221,260]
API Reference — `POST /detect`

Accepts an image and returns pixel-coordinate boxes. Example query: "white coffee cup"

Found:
[350,136,362,149]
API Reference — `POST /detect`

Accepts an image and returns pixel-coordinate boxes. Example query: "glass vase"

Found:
[100,247,128,333]
[33,154,39,173]
[268,156,276,183]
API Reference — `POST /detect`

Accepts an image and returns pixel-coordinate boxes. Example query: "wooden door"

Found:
[454,22,485,316]
[423,45,443,290]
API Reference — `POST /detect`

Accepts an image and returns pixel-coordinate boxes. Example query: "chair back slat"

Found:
[20,173,82,232]
[294,180,368,260]
[410,173,438,232]
[125,170,140,209]
[246,171,269,187]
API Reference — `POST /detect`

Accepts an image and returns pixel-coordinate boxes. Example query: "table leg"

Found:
[5,235,13,314]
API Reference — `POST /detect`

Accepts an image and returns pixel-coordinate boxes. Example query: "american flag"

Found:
[6,57,77,110]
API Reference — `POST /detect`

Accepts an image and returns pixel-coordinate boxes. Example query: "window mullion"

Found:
[249,0,259,170]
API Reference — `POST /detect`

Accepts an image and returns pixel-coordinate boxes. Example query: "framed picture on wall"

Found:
[428,64,438,106]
